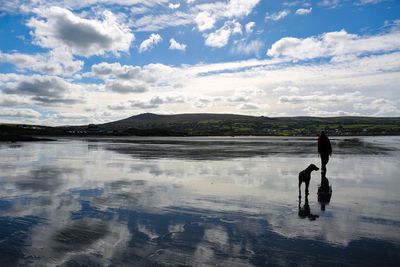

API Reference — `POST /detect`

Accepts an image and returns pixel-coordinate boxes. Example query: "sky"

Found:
[0,0,399,125]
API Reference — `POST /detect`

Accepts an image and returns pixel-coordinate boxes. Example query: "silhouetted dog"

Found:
[298,164,319,197]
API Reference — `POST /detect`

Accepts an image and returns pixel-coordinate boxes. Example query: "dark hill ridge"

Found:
[96,113,400,136]
[1,113,400,137]
[101,113,257,128]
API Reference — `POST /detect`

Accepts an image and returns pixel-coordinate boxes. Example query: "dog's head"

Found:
[308,164,319,172]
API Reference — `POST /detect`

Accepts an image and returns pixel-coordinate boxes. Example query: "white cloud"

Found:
[169,38,187,51]
[2,48,400,124]
[272,86,301,94]
[265,10,290,21]
[295,7,312,15]
[0,49,83,76]
[89,62,176,83]
[139,33,162,53]
[231,39,263,56]
[239,103,260,110]
[354,98,400,116]
[1,74,84,105]
[279,91,364,104]
[105,80,148,94]
[87,62,181,99]
[303,107,360,116]
[357,0,383,5]
[224,0,261,17]
[1,0,170,13]
[110,95,184,110]
[27,6,134,57]
[0,94,30,107]
[0,108,41,118]
[133,0,259,32]
[168,2,180,9]
[195,11,216,31]
[318,0,341,8]
[131,10,193,32]
[267,29,400,60]
[205,21,242,48]
[245,21,256,33]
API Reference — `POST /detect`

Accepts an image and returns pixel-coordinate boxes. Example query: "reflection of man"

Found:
[318,131,332,172]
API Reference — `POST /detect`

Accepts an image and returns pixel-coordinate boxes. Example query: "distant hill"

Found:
[1,113,400,137]
[101,113,257,128]
[82,113,400,136]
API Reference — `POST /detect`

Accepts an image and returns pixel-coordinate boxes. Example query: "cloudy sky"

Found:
[0,0,399,125]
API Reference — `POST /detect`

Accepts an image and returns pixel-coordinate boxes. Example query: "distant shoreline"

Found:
[1,134,400,143]
[2,113,400,138]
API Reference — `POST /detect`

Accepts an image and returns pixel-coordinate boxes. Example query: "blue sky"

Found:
[0,0,399,125]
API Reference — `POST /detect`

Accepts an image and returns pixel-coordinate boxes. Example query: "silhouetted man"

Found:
[318,131,332,173]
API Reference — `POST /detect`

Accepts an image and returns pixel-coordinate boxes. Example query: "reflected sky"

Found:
[0,137,399,266]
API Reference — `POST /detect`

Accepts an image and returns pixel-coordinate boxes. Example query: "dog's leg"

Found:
[298,181,301,199]
[305,181,309,196]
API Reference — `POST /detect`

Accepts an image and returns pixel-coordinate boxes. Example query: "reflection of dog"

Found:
[298,164,319,197]
[298,196,319,220]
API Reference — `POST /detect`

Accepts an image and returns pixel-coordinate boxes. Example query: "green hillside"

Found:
[1,113,400,138]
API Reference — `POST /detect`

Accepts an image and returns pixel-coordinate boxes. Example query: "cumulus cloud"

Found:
[265,10,290,21]
[105,80,147,94]
[239,103,260,110]
[0,108,41,118]
[267,29,400,60]
[272,86,301,94]
[168,3,180,9]
[303,106,360,117]
[139,33,162,53]
[1,75,83,105]
[279,91,364,104]
[318,0,341,8]
[205,20,242,48]
[354,98,400,116]
[1,0,170,13]
[227,88,265,103]
[0,94,30,107]
[231,39,263,56]
[2,49,400,124]
[357,0,382,5]
[125,95,184,109]
[89,62,176,84]
[133,0,259,32]
[27,6,134,57]
[295,7,312,15]
[169,38,187,51]
[223,0,261,17]
[0,49,83,76]
[86,62,182,98]
[245,22,256,33]
[195,11,216,31]
[131,11,193,32]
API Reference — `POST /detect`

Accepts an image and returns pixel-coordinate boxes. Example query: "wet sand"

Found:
[0,136,399,266]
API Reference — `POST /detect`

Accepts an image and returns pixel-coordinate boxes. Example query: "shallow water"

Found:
[0,136,399,266]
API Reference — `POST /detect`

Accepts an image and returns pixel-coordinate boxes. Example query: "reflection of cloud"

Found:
[0,216,42,265]
[4,166,78,193]
[53,218,109,251]
[0,138,400,265]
